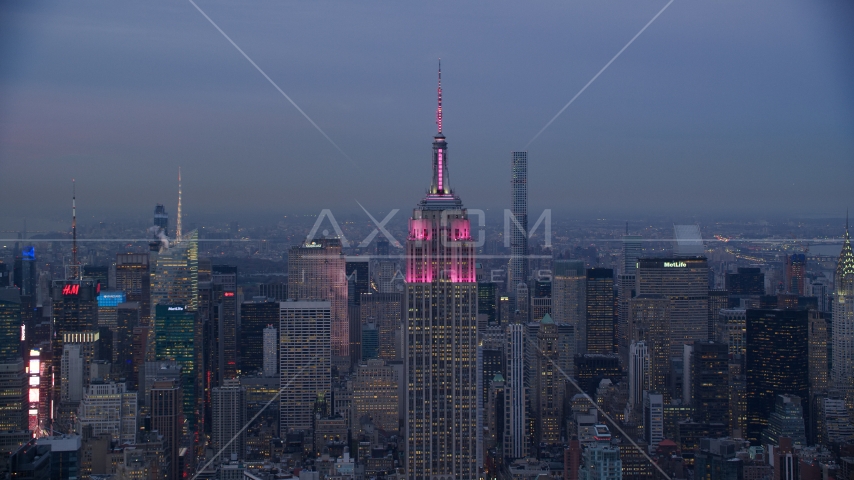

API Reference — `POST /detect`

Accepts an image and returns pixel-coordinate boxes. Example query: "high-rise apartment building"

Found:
[279,301,331,433]
[553,260,586,354]
[212,379,246,463]
[404,66,479,479]
[509,151,528,307]
[745,308,809,445]
[832,226,854,407]
[586,268,615,354]
[636,257,709,357]
[116,253,151,323]
[288,239,348,369]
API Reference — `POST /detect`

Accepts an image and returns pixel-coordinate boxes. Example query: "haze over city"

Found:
[1,0,853,228]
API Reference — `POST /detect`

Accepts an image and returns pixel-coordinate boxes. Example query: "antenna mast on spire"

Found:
[71,179,80,280]
[177,167,182,240]
[436,60,442,134]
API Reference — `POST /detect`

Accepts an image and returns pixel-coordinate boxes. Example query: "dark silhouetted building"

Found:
[692,341,729,425]
[574,354,622,397]
[115,254,151,322]
[586,268,615,354]
[745,308,809,445]
[239,299,279,375]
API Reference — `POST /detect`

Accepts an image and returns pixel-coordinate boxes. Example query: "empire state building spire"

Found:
[436,60,442,134]
[430,60,451,196]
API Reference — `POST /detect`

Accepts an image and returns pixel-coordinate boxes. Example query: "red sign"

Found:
[223,291,235,297]
[62,284,80,296]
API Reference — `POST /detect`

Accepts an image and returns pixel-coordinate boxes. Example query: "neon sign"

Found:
[223,292,235,297]
[167,306,184,311]
[663,261,687,268]
[62,284,80,296]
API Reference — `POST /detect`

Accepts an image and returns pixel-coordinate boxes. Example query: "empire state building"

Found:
[405,63,479,479]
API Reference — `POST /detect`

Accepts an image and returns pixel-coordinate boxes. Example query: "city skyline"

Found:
[1,1,853,224]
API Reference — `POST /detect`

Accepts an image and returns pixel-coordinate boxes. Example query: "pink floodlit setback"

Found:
[437,149,444,193]
[409,219,431,240]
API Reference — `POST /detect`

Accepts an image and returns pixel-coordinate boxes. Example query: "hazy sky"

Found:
[1,0,852,229]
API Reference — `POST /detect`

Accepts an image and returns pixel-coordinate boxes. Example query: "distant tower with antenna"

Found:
[176,167,182,239]
[69,180,81,280]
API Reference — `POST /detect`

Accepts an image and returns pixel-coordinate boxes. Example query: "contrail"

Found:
[526,0,675,147]
[187,0,356,166]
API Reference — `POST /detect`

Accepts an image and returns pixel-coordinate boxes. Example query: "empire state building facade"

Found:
[405,64,479,479]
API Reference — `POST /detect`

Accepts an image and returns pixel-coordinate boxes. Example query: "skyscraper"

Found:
[115,253,151,323]
[533,314,562,445]
[154,304,198,430]
[504,323,527,460]
[212,265,238,383]
[0,288,22,363]
[262,325,277,378]
[405,64,478,479]
[153,204,168,237]
[553,260,586,354]
[832,224,854,407]
[288,239,348,369]
[279,301,331,433]
[745,308,809,444]
[623,234,642,276]
[360,292,402,361]
[629,294,671,403]
[51,279,98,419]
[150,232,199,313]
[211,379,246,463]
[586,268,615,354]
[636,257,709,357]
[509,151,528,307]
[691,341,729,425]
[150,379,182,480]
[786,254,806,296]
[240,298,279,376]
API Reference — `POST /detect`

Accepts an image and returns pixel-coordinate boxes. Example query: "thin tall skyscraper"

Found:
[405,64,478,479]
[509,151,528,305]
[832,223,854,406]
